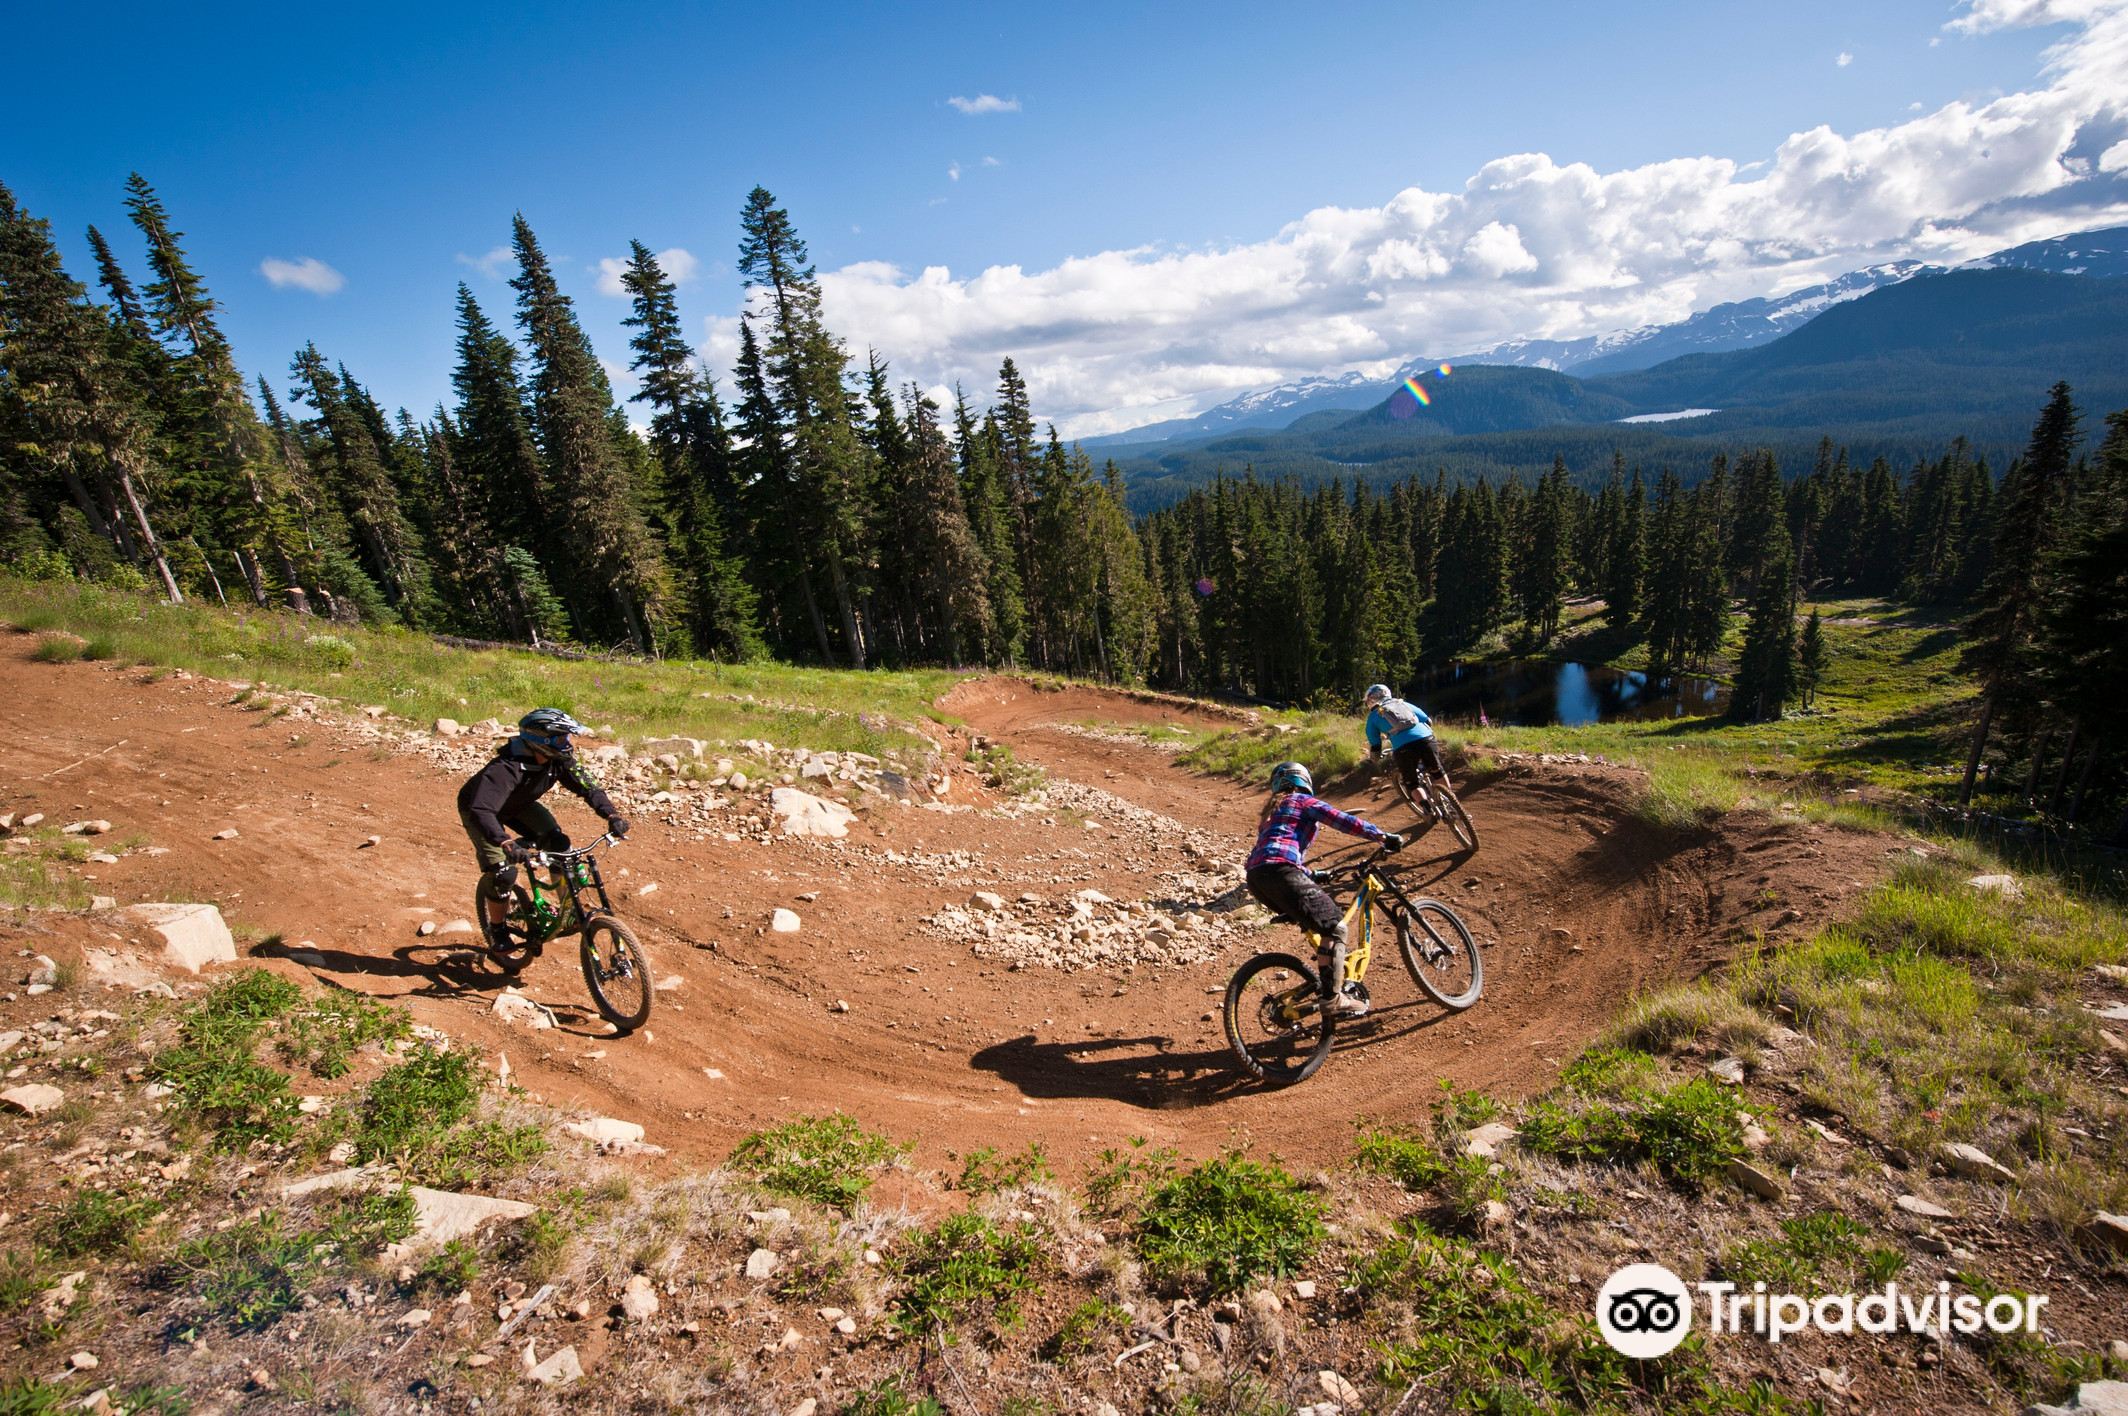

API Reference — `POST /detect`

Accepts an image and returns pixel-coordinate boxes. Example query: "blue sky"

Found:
[7,0,2122,435]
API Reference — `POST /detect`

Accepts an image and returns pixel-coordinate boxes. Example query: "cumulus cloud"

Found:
[455,245,514,280]
[259,257,344,295]
[595,246,701,297]
[718,0,2128,437]
[1837,50,1854,65]
[982,155,1002,167]
[948,162,962,182]
[947,93,1019,115]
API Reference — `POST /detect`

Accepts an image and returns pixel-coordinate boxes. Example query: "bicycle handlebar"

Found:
[516,832,620,866]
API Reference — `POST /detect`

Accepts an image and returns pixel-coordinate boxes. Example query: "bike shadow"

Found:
[970,997,1457,1108]
[250,938,617,1037]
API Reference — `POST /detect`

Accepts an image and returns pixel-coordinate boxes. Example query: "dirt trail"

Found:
[1,642,1894,1180]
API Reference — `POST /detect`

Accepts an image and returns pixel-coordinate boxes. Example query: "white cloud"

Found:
[696,0,2128,438]
[982,155,1002,167]
[594,246,701,298]
[947,93,1020,115]
[455,245,514,280]
[1837,50,1855,66]
[259,257,344,295]
[948,162,962,182]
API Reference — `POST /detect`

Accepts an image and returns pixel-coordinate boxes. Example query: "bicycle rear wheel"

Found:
[1224,952,1334,1084]
[580,914,652,1031]
[1434,786,1479,852]
[1392,768,1427,825]
[473,872,536,974]
[1396,900,1483,1010]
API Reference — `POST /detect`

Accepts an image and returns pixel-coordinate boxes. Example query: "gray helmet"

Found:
[518,707,588,751]
[1269,760,1313,794]
[1363,684,1392,707]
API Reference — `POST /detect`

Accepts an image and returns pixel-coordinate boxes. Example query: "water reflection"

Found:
[1410,659,1727,726]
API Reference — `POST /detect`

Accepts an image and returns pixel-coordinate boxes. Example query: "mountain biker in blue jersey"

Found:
[1244,761,1402,1017]
[1363,684,1449,798]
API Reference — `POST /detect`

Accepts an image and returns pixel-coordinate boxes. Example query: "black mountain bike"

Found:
[1390,760,1479,853]
[473,832,653,1031]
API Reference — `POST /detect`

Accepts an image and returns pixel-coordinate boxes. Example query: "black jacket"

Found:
[456,742,619,845]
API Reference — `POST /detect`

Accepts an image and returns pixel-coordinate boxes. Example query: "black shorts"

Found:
[1392,737,1446,788]
[1245,863,1345,939]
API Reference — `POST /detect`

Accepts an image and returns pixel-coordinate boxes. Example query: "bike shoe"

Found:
[1323,988,1371,1019]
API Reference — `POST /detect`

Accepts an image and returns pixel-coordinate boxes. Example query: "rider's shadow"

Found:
[251,939,616,1037]
[970,1033,1254,1109]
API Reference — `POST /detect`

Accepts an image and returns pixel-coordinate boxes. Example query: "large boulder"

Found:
[124,903,237,973]
[770,787,854,839]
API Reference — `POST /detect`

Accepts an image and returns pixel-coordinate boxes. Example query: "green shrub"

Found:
[890,1212,1043,1336]
[1043,1298,1130,1359]
[280,992,409,1079]
[1722,1212,1905,1295]
[43,1187,163,1259]
[1354,1128,1450,1191]
[411,1240,480,1294]
[1518,1078,1748,1190]
[1559,1046,1661,1097]
[958,1142,1051,1195]
[729,1113,904,1212]
[29,635,83,664]
[842,1378,943,1416]
[178,1189,416,1330]
[1136,1154,1327,1294]
[150,970,304,1150]
[347,1044,542,1186]
[79,636,117,662]
[301,633,356,669]
[1084,1137,1179,1218]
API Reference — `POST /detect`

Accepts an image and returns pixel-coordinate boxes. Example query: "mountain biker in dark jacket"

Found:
[1244,761,1401,1017]
[459,708,629,953]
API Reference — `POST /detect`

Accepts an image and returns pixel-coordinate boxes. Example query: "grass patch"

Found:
[1083,1137,1180,1219]
[889,1211,1043,1337]
[0,829,93,912]
[278,991,410,1079]
[728,1112,905,1212]
[0,576,961,760]
[149,969,304,1150]
[1518,1077,1750,1191]
[29,634,83,663]
[957,1141,1052,1195]
[409,1239,480,1294]
[1177,713,1362,790]
[41,1186,164,1260]
[1720,1212,1906,1293]
[345,1044,544,1187]
[842,1379,944,1416]
[1043,1297,1130,1359]
[1135,1153,1327,1295]
[175,1189,416,1331]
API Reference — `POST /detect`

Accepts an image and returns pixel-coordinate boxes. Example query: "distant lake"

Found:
[1406,659,1727,726]
[1615,408,1720,424]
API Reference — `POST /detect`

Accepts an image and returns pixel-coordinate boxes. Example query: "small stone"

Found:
[26,956,58,986]
[1726,1158,1785,1200]
[416,920,437,937]
[833,1316,856,1335]
[86,851,119,865]
[1939,1141,2016,1184]
[620,1273,659,1321]
[1292,1280,1317,1300]
[771,908,801,933]
[524,1345,583,1385]
[69,1352,99,1371]
[2082,1211,2128,1256]
[636,881,659,897]
[464,1353,495,1368]
[1966,873,2022,900]
[972,890,1007,912]
[360,834,383,849]
[745,1248,780,1279]
[399,1308,432,1328]
[64,820,113,836]
[1,1083,64,1116]
[1896,1193,1954,1220]
[831,998,849,1013]
[1707,1056,1747,1085]
[790,1401,819,1416]
[1463,1121,1518,1158]
[213,828,239,841]
[433,718,461,736]
[1318,1370,1362,1406]
[562,1115,644,1147]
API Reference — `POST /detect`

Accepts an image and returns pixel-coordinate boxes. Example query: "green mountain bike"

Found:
[1224,844,1482,1085]
[473,832,653,1032]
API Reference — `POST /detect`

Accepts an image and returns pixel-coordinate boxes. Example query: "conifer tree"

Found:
[288,343,435,622]
[1607,466,1645,627]
[2036,409,2128,823]
[1797,607,1826,709]
[1958,383,2080,804]
[953,387,1025,663]
[509,215,663,650]
[1732,537,1797,721]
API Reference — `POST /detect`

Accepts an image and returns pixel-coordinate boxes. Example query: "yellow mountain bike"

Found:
[1224,845,1482,1085]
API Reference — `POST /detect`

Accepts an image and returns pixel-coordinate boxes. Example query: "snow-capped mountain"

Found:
[1083,224,2128,449]
[1959,226,2128,279]
[1461,262,1938,376]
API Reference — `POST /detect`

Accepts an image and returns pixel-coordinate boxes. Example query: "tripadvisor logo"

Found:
[1595,1262,2049,1357]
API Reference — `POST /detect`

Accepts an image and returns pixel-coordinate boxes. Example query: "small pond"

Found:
[1405,659,1727,727]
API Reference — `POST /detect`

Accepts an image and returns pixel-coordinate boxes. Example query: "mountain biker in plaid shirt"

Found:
[1244,761,1402,1017]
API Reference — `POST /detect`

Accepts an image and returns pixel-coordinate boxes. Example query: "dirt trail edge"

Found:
[2,646,1893,1178]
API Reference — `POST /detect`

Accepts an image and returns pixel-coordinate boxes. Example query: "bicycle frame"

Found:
[516,833,619,943]
[1269,848,1415,1012]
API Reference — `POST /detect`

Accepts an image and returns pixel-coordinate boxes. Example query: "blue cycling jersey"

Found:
[1366,700,1434,754]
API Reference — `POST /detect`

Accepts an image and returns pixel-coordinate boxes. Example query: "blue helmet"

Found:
[1269,760,1313,795]
[517,707,587,753]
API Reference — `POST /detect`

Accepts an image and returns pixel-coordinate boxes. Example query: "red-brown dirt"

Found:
[1,642,1897,1181]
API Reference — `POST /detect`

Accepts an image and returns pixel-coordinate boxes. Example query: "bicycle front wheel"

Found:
[1435,786,1479,852]
[580,914,652,1031]
[1224,952,1334,1085]
[1396,900,1483,1010]
[473,872,536,974]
